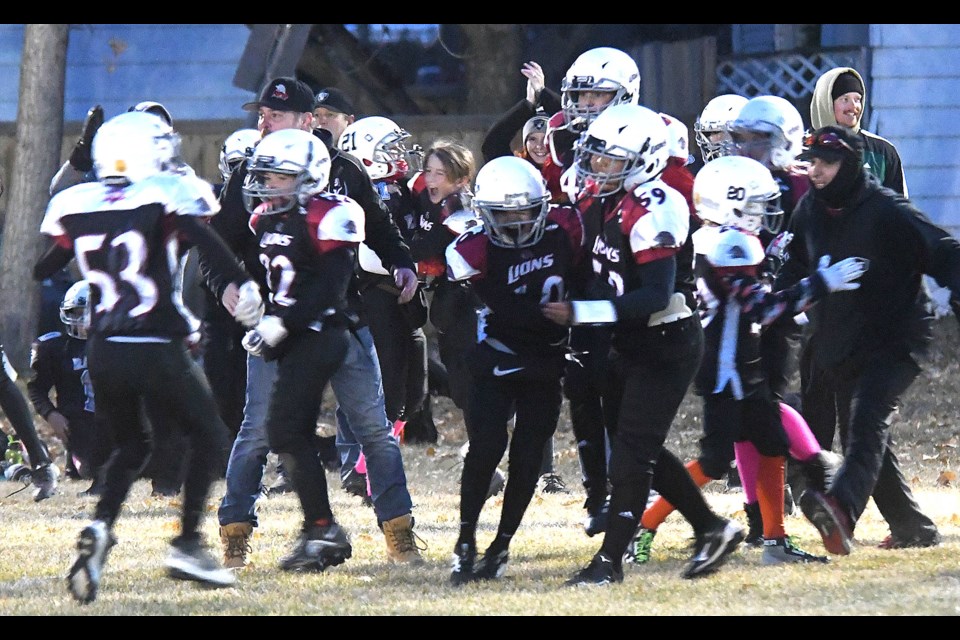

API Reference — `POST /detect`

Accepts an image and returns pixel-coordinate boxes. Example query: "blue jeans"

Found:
[218,327,413,526]
[332,326,413,523]
[218,352,276,526]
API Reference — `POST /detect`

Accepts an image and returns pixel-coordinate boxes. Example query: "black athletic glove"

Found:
[68,105,104,172]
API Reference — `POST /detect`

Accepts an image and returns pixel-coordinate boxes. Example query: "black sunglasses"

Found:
[803,131,855,154]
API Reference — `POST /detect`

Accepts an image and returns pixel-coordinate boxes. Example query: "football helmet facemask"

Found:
[725,95,804,170]
[338,116,413,182]
[560,47,640,132]
[694,94,748,163]
[219,128,261,182]
[92,111,182,186]
[573,103,669,197]
[242,129,331,215]
[473,156,551,249]
[693,155,783,234]
[60,280,91,340]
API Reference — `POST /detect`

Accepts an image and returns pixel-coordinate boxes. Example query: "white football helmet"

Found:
[338,116,413,181]
[242,129,331,215]
[693,155,783,234]
[560,47,640,131]
[694,94,748,163]
[573,103,669,196]
[473,156,550,249]
[705,225,765,269]
[92,111,181,185]
[60,280,91,340]
[219,128,261,182]
[660,112,691,164]
[726,95,804,170]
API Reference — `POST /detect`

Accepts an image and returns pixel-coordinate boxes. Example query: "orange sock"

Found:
[641,460,713,530]
[756,455,786,540]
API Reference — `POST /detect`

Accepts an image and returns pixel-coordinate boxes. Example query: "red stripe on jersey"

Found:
[662,161,696,216]
[634,245,679,265]
[450,230,489,280]
[305,200,358,255]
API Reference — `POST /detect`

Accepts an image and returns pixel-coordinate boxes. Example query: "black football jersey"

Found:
[446,206,585,356]
[40,173,229,339]
[28,331,94,422]
[586,178,691,334]
[250,194,364,330]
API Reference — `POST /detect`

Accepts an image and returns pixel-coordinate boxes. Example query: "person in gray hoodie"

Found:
[810,67,907,196]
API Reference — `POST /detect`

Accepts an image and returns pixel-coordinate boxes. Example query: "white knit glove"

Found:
[234,280,264,328]
[817,255,869,292]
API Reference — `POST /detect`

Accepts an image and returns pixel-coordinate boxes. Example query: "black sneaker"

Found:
[565,552,623,587]
[803,450,843,493]
[67,521,116,604]
[583,495,610,538]
[798,490,853,556]
[744,502,764,547]
[165,537,236,587]
[538,473,568,495]
[683,519,745,579]
[450,542,477,586]
[341,469,368,498]
[279,522,352,572]
[474,546,509,581]
[878,528,941,550]
[761,536,830,564]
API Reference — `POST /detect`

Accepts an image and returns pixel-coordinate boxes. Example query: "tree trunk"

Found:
[0,24,68,376]
[461,25,522,114]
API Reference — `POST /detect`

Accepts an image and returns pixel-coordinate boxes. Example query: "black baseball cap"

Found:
[313,87,355,116]
[243,77,316,113]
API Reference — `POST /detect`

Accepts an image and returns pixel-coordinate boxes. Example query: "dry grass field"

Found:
[1,318,959,616]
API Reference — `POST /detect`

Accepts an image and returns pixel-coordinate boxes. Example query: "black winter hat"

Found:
[314,88,355,116]
[831,71,864,101]
[243,77,315,113]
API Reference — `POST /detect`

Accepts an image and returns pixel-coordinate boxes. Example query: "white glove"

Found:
[234,280,264,328]
[817,255,869,292]
[254,315,288,347]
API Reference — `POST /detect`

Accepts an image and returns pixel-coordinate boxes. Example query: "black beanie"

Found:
[831,71,864,101]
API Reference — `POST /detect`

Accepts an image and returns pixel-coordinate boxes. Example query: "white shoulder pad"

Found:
[626,180,690,255]
[691,225,721,257]
[160,173,221,217]
[316,195,366,243]
[37,331,62,342]
[445,229,484,282]
[358,243,390,275]
[40,182,110,236]
[443,209,483,235]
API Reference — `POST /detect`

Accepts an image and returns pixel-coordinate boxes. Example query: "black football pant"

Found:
[87,338,231,541]
[362,285,428,423]
[201,305,247,439]
[563,325,613,505]
[802,344,936,537]
[458,343,563,548]
[0,358,51,467]
[265,329,349,525]
[600,316,704,563]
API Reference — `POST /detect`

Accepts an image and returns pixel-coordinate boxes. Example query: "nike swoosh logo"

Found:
[493,366,524,377]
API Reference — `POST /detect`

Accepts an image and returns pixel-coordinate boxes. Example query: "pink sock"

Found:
[392,419,406,443]
[780,402,820,461]
[734,440,760,504]
[354,453,366,475]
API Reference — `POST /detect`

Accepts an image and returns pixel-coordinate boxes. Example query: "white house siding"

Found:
[0,24,255,123]
[869,24,960,311]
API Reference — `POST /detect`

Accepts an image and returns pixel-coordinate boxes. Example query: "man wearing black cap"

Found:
[308,87,426,495]
[777,125,960,555]
[810,67,907,195]
[208,76,425,569]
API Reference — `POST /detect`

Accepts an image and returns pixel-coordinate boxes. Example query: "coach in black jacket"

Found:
[779,126,960,555]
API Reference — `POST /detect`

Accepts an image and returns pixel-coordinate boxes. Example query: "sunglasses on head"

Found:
[803,131,855,154]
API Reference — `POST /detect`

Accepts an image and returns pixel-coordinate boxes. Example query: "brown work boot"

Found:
[219,522,253,569]
[382,514,426,565]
